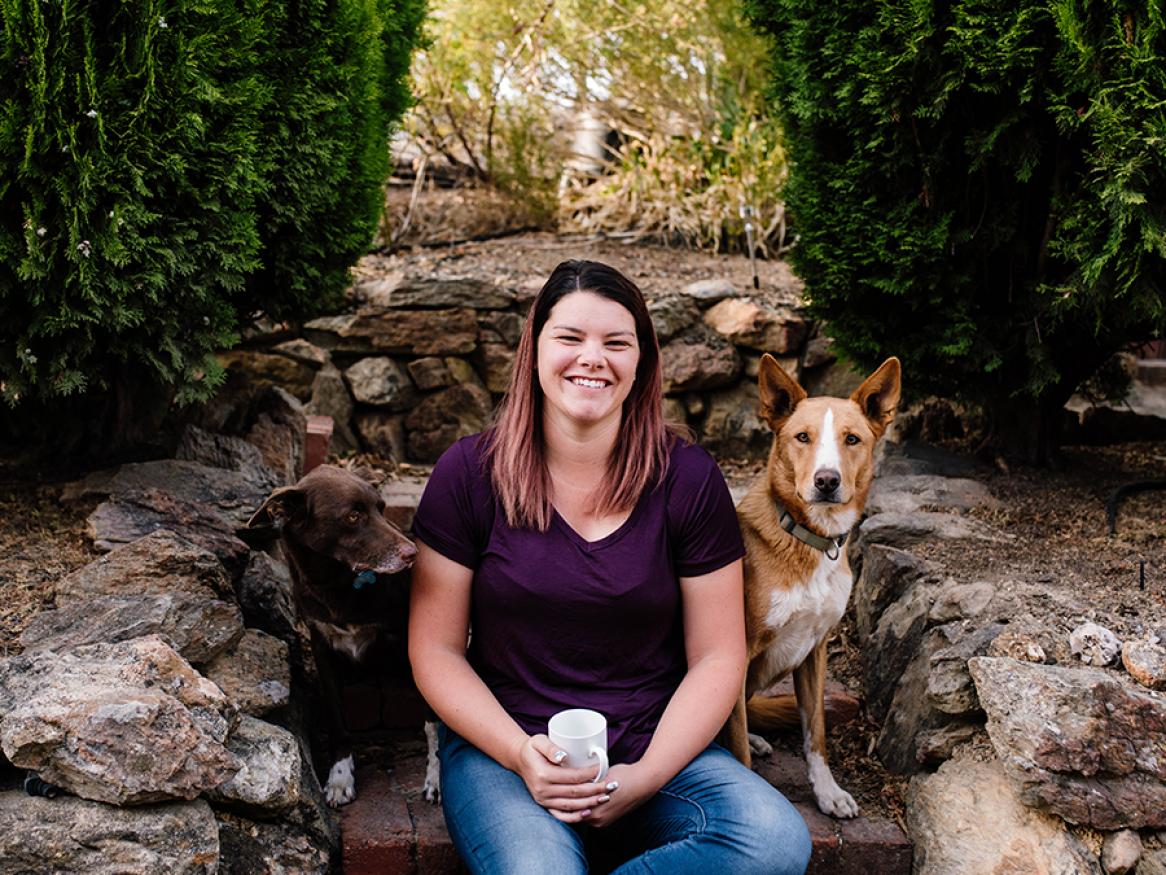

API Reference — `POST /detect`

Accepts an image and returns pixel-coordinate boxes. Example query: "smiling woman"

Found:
[407,259,811,875]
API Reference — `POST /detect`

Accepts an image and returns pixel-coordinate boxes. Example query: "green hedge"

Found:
[747,0,1166,462]
[0,0,424,408]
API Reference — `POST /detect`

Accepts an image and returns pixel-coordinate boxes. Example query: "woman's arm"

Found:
[583,557,746,827]
[408,541,610,821]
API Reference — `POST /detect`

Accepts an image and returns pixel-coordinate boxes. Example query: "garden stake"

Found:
[741,202,760,289]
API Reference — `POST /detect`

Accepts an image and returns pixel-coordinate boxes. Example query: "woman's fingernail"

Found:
[580,809,592,817]
[605,781,619,792]
[553,750,567,763]
[598,794,610,803]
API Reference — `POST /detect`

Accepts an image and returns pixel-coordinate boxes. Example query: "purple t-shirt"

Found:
[411,433,744,764]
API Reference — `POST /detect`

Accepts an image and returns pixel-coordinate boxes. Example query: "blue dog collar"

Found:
[352,570,378,590]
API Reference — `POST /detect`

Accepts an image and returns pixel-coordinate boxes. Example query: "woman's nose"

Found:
[576,340,604,366]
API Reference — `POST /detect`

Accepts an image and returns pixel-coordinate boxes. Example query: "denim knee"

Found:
[458,813,586,875]
[732,780,812,875]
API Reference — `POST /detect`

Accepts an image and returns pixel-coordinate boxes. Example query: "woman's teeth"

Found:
[571,377,607,389]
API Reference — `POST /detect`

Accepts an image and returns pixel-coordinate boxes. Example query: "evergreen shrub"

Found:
[0,0,423,410]
[747,0,1165,462]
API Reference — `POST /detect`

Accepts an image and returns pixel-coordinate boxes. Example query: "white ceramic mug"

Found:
[548,708,609,782]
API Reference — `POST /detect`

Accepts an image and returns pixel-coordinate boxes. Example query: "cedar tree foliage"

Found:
[747,0,1165,463]
[0,0,424,409]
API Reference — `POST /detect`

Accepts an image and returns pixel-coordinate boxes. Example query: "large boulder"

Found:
[660,325,742,393]
[907,755,1101,875]
[0,793,220,875]
[849,511,1011,555]
[702,297,809,354]
[0,636,240,805]
[404,383,494,463]
[203,629,291,717]
[304,362,359,454]
[86,488,251,580]
[208,716,303,815]
[852,544,937,643]
[20,591,244,665]
[344,357,418,410]
[62,459,273,526]
[176,426,281,491]
[354,275,514,310]
[54,529,234,603]
[217,811,331,875]
[701,382,773,458]
[970,657,1166,829]
[866,474,1003,516]
[303,308,479,356]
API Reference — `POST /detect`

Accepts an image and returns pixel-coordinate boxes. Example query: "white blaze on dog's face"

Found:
[758,355,901,535]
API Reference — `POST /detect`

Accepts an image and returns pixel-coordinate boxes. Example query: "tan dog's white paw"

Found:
[808,753,858,817]
[325,755,356,807]
[747,732,773,757]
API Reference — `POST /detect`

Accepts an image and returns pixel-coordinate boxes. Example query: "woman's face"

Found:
[536,291,640,432]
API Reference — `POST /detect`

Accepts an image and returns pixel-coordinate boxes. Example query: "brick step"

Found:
[1137,359,1166,387]
[341,749,911,875]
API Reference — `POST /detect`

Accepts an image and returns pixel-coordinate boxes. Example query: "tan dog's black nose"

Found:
[814,469,841,494]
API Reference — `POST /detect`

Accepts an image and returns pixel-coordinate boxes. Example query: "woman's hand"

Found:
[516,734,613,823]
[580,763,653,828]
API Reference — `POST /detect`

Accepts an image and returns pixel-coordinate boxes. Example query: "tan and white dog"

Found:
[722,354,901,818]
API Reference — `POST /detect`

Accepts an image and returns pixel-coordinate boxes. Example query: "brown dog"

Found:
[245,464,437,806]
[723,355,901,817]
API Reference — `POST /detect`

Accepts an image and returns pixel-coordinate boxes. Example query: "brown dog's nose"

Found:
[399,541,418,565]
[814,469,841,493]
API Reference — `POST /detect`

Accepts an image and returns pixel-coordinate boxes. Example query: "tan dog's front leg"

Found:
[794,639,857,818]
[722,685,753,768]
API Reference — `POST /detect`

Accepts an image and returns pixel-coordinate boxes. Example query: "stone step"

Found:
[341,749,911,874]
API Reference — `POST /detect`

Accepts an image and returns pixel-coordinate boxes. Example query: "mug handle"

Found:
[589,746,609,783]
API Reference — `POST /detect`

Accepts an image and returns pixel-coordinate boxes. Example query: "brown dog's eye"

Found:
[795,432,811,443]
[845,434,861,445]
[346,510,362,526]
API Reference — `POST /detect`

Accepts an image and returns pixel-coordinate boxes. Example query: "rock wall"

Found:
[854,442,1166,874]
[1,427,337,874]
[204,273,856,464]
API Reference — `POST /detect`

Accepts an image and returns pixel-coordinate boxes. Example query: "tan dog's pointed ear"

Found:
[758,354,807,428]
[850,357,901,436]
[245,486,307,533]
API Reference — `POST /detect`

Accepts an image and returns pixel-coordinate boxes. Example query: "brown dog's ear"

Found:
[850,357,902,436]
[758,354,807,428]
[347,464,385,486]
[244,486,307,534]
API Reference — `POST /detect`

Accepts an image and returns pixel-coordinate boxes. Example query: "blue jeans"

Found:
[438,727,811,875]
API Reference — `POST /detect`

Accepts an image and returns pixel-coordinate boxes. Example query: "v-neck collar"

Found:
[551,495,646,551]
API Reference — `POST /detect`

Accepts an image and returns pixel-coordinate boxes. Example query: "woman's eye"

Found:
[795,432,811,443]
[845,434,861,446]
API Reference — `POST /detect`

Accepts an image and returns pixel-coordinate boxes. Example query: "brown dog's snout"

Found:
[813,468,841,495]
[398,540,418,566]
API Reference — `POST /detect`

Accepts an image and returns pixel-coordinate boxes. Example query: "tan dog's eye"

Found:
[845,434,861,445]
[795,432,811,443]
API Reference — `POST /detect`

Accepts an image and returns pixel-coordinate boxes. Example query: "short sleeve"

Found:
[411,436,493,570]
[666,442,746,577]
